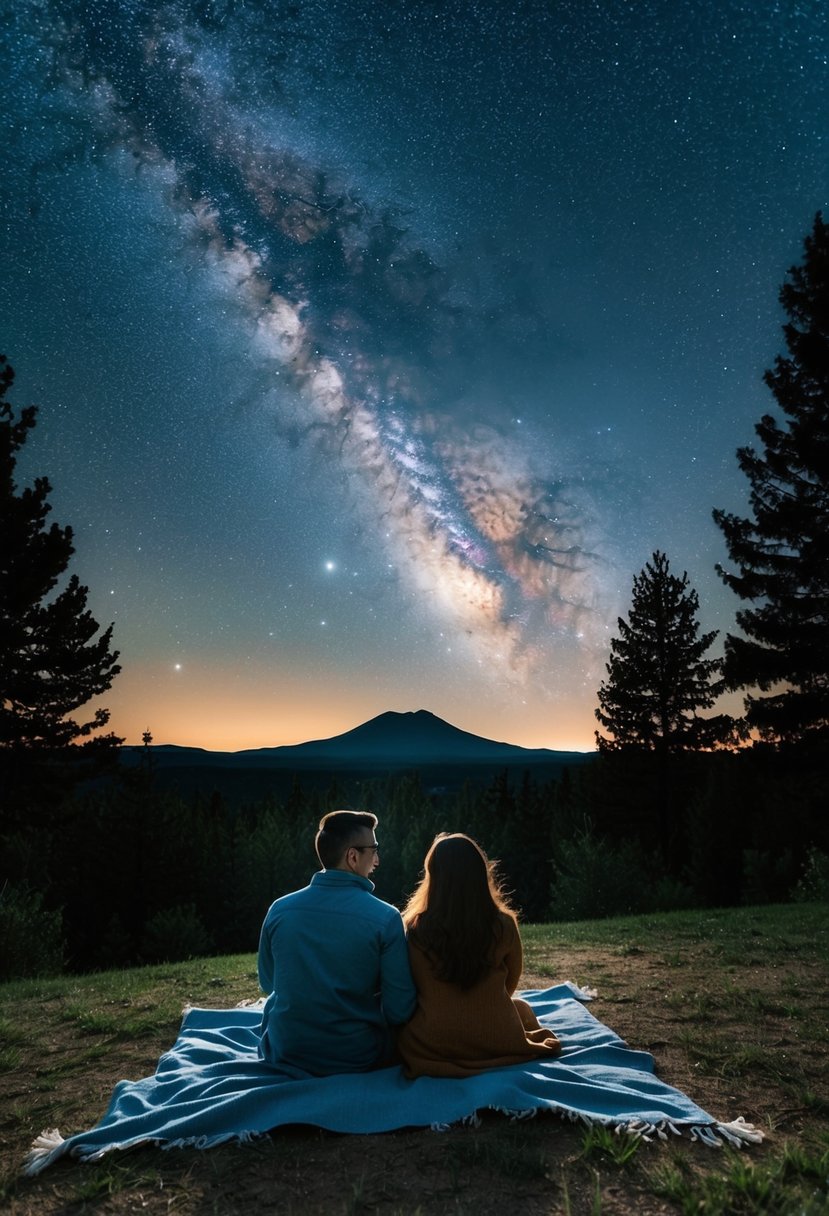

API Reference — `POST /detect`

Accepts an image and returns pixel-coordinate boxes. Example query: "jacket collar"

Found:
[310,868,375,893]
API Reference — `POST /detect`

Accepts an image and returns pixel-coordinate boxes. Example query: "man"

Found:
[257,809,416,1075]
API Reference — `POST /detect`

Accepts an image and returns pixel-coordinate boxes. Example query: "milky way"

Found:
[17,0,613,674]
[2,0,827,747]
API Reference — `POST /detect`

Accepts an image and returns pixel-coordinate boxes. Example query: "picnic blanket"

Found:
[24,983,761,1173]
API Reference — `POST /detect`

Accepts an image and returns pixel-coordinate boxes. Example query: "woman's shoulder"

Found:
[497,909,519,935]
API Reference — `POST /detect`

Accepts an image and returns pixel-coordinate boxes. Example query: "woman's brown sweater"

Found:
[397,912,562,1078]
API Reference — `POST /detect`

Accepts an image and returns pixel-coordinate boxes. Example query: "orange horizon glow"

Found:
[95,661,599,754]
[111,705,598,754]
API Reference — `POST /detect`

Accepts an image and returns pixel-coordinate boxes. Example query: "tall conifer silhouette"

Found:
[596,552,731,752]
[713,213,829,743]
[0,357,121,773]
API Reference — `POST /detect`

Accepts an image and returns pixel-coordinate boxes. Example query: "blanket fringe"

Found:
[495,1106,537,1121]
[499,1108,763,1148]
[709,1117,765,1147]
[24,1129,268,1176]
[25,1108,763,1173]
[162,1130,266,1152]
[23,1129,66,1177]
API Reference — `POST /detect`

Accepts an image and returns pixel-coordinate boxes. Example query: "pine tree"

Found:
[713,213,829,743]
[595,551,733,753]
[0,356,121,761]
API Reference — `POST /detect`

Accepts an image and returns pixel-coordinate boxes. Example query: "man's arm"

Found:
[257,910,275,995]
[379,914,417,1025]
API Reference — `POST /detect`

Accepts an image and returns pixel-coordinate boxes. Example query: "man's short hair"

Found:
[315,810,378,869]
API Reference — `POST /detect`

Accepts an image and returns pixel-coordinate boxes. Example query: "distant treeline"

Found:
[2,745,828,980]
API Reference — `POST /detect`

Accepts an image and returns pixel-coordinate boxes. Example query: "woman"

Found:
[397,833,561,1078]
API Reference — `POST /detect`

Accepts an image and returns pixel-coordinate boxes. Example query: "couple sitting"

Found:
[257,809,561,1080]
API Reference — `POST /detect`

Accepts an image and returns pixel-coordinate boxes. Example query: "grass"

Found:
[579,1124,642,1168]
[446,1122,551,1179]
[519,901,829,960]
[0,903,827,1214]
[650,1135,829,1215]
[67,1159,162,1203]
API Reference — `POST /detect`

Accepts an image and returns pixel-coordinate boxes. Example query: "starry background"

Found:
[1,0,827,751]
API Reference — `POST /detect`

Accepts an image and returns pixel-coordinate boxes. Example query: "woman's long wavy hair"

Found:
[402,833,516,989]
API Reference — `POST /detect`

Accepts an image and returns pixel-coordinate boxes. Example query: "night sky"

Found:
[2,0,827,751]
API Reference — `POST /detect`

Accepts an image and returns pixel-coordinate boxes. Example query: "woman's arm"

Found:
[503,914,523,995]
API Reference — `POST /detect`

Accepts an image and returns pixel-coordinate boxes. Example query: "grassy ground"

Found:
[1,902,827,1215]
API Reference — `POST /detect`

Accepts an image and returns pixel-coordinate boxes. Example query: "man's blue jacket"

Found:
[257,869,416,1075]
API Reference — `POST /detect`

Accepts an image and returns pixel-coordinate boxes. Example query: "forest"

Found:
[1,742,828,979]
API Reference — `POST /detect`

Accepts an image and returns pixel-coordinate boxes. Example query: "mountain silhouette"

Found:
[237,709,561,763]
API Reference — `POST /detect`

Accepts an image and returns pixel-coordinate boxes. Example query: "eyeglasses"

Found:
[352,843,380,854]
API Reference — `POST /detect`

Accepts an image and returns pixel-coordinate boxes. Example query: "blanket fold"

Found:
[24,983,762,1174]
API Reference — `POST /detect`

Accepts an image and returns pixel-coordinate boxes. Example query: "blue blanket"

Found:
[25,984,760,1173]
